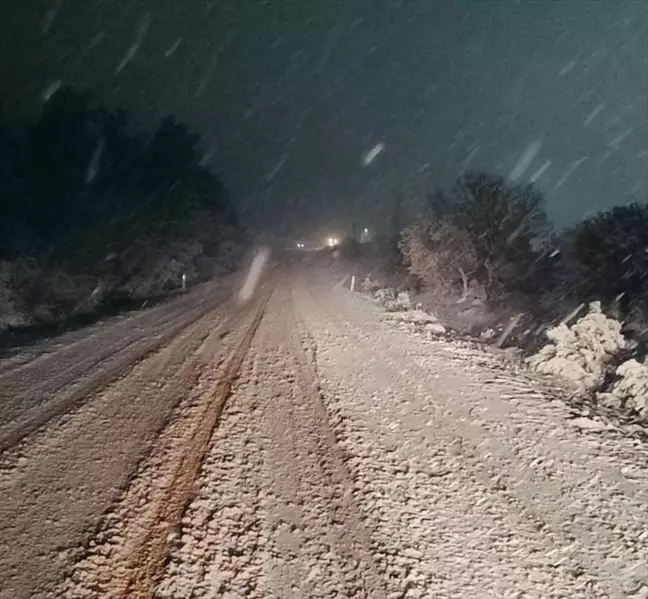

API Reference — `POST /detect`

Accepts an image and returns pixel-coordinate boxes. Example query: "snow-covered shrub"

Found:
[211,225,246,274]
[396,291,412,310]
[0,262,28,329]
[383,290,412,312]
[360,275,381,294]
[374,288,396,306]
[384,308,446,334]
[4,258,56,323]
[372,288,413,312]
[46,268,101,316]
[6,259,101,323]
[123,241,202,299]
[526,301,626,391]
[597,358,648,418]
[481,328,496,341]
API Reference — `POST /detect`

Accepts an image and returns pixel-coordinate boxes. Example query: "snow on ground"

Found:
[1,272,647,598]
[0,282,234,599]
[294,275,648,599]
[155,285,386,598]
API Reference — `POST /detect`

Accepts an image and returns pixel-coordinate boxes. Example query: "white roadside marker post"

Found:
[182,273,186,291]
[350,275,356,292]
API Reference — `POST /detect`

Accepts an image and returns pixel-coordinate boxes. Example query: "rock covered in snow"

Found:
[526,301,626,391]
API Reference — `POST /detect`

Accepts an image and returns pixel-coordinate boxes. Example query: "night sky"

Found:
[1,1,647,238]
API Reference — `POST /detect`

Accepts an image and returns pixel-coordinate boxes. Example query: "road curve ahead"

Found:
[1,270,647,599]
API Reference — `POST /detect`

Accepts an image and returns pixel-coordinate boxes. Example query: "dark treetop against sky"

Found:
[1,0,647,238]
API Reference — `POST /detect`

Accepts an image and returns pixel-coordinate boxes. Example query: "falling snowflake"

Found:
[116,13,151,74]
[363,143,385,166]
[164,38,184,58]
[509,141,542,181]
[43,80,62,102]
[529,160,551,183]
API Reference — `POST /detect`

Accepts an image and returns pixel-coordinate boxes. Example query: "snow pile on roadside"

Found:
[526,301,626,392]
[374,288,411,312]
[384,309,447,334]
[360,275,381,294]
[598,358,648,418]
[372,288,446,335]
[365,281,648,423]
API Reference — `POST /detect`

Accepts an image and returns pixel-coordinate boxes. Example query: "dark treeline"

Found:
[0,87,244,329]
[398,171,648,334]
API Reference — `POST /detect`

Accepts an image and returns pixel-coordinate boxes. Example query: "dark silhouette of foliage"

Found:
[424,171,549,296]
[566,203,648,308]
[0,86,243,328]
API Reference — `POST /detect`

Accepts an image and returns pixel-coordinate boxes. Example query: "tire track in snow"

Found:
[154,281,388,599]
[0,282,232,454]
[58,286,273,599]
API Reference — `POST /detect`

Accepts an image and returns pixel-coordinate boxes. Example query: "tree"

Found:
[0,85,243,328]
[143,116,201,190]
[426,171,549,296]
[400,215,478,299]
[19,89,100,239]
[567,203,648,308]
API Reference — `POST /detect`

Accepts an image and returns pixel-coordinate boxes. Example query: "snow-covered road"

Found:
[1,270,646,599]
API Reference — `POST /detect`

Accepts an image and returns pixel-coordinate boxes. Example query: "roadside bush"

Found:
[403,172,550,303]
[5,258,56,323]
[0,262,28,329]
[389,170,648,421]
[527,301,627,392]
[598,358,648,418]
[527,298,648,420]
[0,86,244,330]
[0,258,104,325]
[360,275,381,294]
[400,217,478,299]
[565,202,648,312]
[120,240,203,299]
[431,172,550,296]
